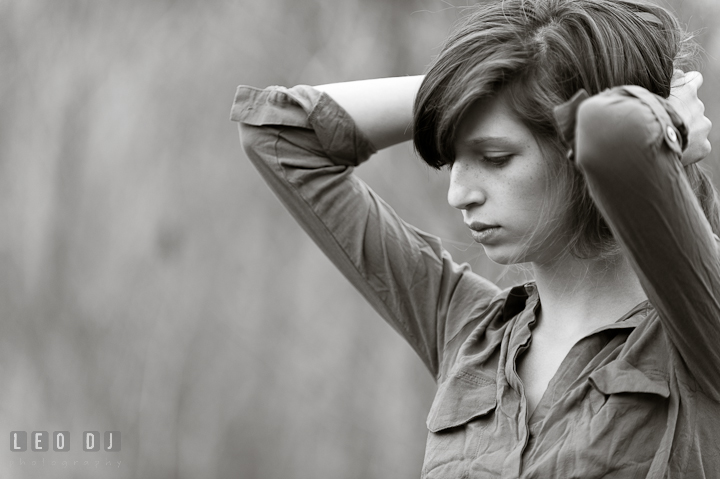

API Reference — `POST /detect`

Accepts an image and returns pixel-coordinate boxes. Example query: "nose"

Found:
[447,157,486,210]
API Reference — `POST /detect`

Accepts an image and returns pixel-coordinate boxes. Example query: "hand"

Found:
[668,70,712,164]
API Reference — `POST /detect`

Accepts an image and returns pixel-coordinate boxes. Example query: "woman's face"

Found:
[449,94,569,265]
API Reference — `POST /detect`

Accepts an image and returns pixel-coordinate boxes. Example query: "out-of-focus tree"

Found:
[0,1,717,478]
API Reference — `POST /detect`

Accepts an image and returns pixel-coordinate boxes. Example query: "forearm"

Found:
[574,87,720,397]
[315,75,424,151]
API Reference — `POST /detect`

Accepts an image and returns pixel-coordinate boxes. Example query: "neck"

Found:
[531,252,647,336]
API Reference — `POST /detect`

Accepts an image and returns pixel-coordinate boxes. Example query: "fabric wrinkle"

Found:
[233,84,720,478]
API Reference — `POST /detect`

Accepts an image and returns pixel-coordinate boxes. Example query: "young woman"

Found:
[231,0,717,476]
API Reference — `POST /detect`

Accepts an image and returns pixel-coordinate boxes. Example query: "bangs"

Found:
[413,0,688,170]
[414,49,529,169]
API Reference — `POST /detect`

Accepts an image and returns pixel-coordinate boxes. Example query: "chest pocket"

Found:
[585,359,669,417]
[589,359,669,397]
[426,369,497,433]
[545,360,672,478]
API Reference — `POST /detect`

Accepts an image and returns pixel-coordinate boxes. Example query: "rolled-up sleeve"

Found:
[231,85,500,379]
[571,86,720,399]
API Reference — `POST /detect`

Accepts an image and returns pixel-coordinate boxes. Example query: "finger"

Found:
[671,69,685,87]
[703,116,713,135]
[685,71,703,89]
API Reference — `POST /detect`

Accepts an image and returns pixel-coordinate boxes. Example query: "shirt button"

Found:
[666,126,678,143]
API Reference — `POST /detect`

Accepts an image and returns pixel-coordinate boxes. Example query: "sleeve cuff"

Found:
[553,86,690,164]
[230,84,377,166]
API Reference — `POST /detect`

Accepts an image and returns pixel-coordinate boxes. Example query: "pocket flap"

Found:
[589,360,669,398]
[426,370,497,433]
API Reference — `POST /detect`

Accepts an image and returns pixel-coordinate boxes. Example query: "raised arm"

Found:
[570,77,720,398]
[315,75,424,150]
[231,80,501,379]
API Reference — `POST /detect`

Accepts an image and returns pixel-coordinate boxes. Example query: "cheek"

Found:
[524,162,575,246]
[501,160,548,216]
[519,154,549,192]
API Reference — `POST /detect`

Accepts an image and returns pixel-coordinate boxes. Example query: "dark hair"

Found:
[414,0,719,258]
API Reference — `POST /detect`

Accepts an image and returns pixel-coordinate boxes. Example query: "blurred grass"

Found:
[0,0,717,478]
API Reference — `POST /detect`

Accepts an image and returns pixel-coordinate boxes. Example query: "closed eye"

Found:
[443,154,514,171]
[481,155,513,167]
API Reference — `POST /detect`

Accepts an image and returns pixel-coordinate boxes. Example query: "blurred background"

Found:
[0,0,718,477]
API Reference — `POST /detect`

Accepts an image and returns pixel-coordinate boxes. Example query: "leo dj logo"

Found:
[10,432,120,452]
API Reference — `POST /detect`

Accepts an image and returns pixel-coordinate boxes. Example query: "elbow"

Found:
[575,93,662,179]
[238,123,278,163]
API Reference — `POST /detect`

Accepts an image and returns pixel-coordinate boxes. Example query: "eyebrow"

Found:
[458,136,519,148]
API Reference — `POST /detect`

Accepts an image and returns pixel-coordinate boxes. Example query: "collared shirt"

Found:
[231,84,720,478]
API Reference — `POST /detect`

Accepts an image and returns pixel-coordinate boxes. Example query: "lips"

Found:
[465,221,499,232]
[465,222,501,243]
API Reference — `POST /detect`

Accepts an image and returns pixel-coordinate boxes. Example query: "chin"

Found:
[482,244,528,266]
